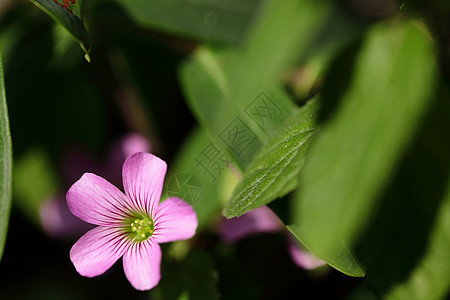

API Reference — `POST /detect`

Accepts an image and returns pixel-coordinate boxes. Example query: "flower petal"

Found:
[122,153,167,216]
[220,206,282,243]
[67,173,133,226]
[153,197,198,243]
[70,226,130,278]
[123,239,162,291]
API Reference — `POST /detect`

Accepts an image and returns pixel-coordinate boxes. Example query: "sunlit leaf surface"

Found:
[293,21,436,263]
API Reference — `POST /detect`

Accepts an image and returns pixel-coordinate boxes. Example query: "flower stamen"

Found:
[127,216,154,242]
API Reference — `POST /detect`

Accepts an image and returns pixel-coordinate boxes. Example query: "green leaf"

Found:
[164,127,238,230]
[28,0,90,61]
[293,21,436,263]
[0,52,12,262]
[180,0,332,169]
[287,225,365,277]
[353,85,450,296]
[224,99,320,218]
[384,176,450,300]
[111,0,260,43]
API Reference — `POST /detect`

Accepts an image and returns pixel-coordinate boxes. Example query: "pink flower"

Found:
[220,206,325,270]
[67,152,198,290]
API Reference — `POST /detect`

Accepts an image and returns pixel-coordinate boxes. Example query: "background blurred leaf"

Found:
[182,250,219,300]
[353,84,450,296]
[225,98,319,218]
[165,127,238,230]
[181,0,332,170]
[110,0,260,44]
[153,249,219,300]
[224,0,331,106]
[13,148,60,225]
[181,47,268,169]
[293,20,436,261]
[384,174,450,300]
[28,0,90,61]
[0,52,12,262]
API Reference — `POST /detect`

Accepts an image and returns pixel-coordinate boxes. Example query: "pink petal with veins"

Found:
[153,197,198,243]
[70,226,130,277]
[122,152,166,216]
[123,239,162,291]
[67,173,133,226]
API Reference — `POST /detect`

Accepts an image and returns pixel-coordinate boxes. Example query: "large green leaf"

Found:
[352,85,450,296]
[293,21,436,262]
[0,52,12,262]
[28,0,90,61]
[111,0,260,43]
[224,99,319,218]
[384,175,450,300]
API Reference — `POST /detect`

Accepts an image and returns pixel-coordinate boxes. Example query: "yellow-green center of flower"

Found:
[128,216,154,242]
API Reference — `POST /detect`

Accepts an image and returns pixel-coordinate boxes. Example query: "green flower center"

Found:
[127,216,154,242]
